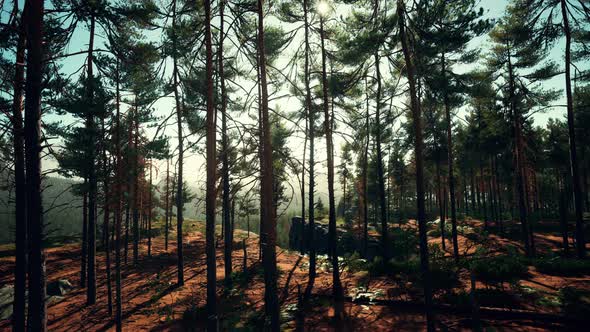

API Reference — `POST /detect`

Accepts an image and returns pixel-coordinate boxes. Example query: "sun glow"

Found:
[317,1,331,17]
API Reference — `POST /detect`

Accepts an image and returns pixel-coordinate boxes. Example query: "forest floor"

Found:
[0,218,589,331]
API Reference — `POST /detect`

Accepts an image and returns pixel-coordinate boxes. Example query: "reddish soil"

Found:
[0,220,588,331]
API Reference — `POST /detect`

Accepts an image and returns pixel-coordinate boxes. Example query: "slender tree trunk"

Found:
[494,156,504,232]
[560,0,585,258]
[101,116,113,316]
[397,2,435,329]
[148,162,152,257]
[85,14,98,305]
[441,52,459,259]
[114,58,123,332]
[165,158,170,251]
[319,13,344,324]
[132,99,140,265]
[436,159,445,251]
[204,0,218,329]
[172,0,184,285]
[82,186,88,288]
[24,0,46,329]
[124,201,129,265]
[507,47,531,257]
[363,78,370,257]
[257,0,280,328]
[11,1,28,328]
[219,0,232,286]
[303,0,316,292]
[558,170,570,256]
[470,168,476,214]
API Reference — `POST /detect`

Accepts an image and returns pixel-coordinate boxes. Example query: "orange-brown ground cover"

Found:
[0,219,588,331]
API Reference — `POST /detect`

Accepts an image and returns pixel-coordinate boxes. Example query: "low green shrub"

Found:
[534,257,590,276]
[560,287,590,318]
[470,248,529,286]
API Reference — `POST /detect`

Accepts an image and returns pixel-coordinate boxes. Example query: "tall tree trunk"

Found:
[560,0,585,258]
[148,161,152,257]
[319,13,344,324]
[441,52,459,260]
[132,99,140,265]
[219,0,232,286]
[165,158,170,252]
[558,170,570,256]
[374,51,389,259]
[204,0,218,329]
[507,46,531,257]
[397,1,435,330]
[11,0,27,328]
[82,186,88,288]
[114,58,123,332]
[371,0,388,256]
[86,14,97,305]
[303,0,316,293]
[172,0,184,285]
[124,200,129,265]
[363,78,370,257]
[24,0,46,329]
[101,116,113,316]
[436,159,445,251]
[470,168,476,213]
[257,0,280,328]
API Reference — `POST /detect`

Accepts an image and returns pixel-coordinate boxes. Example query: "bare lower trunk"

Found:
[172,0,184,285]
[24,0,46,329]
[204,0,218,329]
[114,58,123,332]
[561,0,585,258]
[258,0,280,328]
[397,1,435,329]
[11,1,28,328]
[319,14,344,324]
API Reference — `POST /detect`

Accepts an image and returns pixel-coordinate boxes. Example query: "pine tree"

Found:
[397,0,435,329]
[23,0,46,329]
[513,0,590,258]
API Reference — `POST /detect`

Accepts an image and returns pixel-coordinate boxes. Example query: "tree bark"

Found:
[114,57,123,332]
[303,0,316,293]
[507,46,531,257]
[24,0,46,329]
[219,0,232,286]
[204,0,218,329]
[560,0,585,258]
[397,1,435,330]
[82,186,88,288]
[257,0,280,328]
[101,114,113,316]
[86,14,97,305]
[441,52,459,259]
[11,1,28,329]
[165,158,170,251]
[172,0,184,285]
[319,13,345,324]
